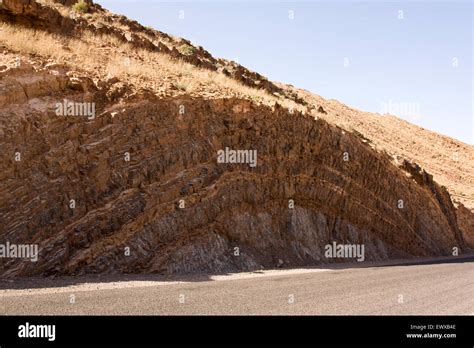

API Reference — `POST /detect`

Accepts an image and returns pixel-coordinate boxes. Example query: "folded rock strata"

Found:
[0,65,467,276]
[0,0,472,278]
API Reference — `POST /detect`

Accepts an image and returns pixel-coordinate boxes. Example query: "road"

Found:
[0,256,473,315]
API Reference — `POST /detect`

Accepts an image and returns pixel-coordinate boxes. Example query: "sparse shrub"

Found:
[178,44,196,56]
[72,0,89,13]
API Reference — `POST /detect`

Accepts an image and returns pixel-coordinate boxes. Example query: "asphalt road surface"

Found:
[1,256,473,315]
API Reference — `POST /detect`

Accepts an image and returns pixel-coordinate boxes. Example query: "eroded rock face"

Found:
[0,63,70,107]
[0,78,466,276]
[0,0,76,32]
[0,0,471,278]
[455,203,474,249]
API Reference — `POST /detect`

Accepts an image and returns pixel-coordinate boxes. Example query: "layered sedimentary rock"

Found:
[0,0,472,278]
[0,62,467,277]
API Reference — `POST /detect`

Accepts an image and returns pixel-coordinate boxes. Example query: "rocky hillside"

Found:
[0,0,472,277]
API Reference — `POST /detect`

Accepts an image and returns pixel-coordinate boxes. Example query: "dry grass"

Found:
[35,0,76,17]
[0,23,304,112]
[0,23,66,58]
[0,22,96,68]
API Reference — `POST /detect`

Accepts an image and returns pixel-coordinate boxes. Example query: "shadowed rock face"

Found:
[456,202,474,249]
[0,70,465,276]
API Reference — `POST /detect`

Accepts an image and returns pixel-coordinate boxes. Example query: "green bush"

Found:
[72,0,89,13]
[178,44,196,56]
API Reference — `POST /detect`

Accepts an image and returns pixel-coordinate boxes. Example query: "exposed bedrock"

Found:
[0,95,466,276]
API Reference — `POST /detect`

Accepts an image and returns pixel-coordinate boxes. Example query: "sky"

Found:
[96,0,473,144]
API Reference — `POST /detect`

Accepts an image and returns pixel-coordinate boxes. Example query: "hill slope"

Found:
[0,0,472,277]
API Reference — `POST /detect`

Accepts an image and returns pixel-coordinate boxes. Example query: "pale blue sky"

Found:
[96,0,473,144]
